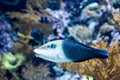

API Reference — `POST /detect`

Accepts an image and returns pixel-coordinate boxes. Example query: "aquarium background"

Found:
[0,0,120,80]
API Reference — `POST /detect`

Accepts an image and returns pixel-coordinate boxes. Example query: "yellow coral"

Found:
[1,52,25,71]
[59,39,120,80]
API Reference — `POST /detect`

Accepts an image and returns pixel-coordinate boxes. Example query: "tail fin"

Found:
[93,49,109,59]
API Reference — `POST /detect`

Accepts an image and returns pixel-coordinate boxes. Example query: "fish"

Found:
[31,29,43,42]
[38,17,52,23]
[17,29,44,46]
[34,39,109,63]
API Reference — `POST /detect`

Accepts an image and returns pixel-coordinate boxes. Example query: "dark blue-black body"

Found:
[62,39,109,62]
[29,29,44,46]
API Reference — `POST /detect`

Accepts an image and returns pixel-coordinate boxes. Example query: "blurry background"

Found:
[0,0,120,80]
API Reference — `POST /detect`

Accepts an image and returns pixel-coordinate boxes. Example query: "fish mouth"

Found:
[34,49,41,57]
[34,49,47,58]
[34,49,39,53]
[35,53,41,57]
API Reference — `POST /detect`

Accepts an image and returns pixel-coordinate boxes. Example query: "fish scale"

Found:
[62,39,108,62]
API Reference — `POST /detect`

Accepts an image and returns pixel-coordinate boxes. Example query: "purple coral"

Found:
[0,17,13,54]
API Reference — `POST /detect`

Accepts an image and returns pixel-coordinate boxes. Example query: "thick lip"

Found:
[35,53,40,57]
[34,49,39,53]
[34,49,47,58]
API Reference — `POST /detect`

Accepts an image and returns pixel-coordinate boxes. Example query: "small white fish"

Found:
[34,39,109,63]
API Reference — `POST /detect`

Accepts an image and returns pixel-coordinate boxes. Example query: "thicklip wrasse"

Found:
[34,39,109,63]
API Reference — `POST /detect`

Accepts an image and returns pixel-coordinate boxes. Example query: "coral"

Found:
[6,12,52,38]
[22,62,53,80]
[4,0,54,61]
[82,75,94,80]
[0,55,7,80]
[109,11,120,31]
[0,16,14,54]
[1,0,120,79]
[68,25,92,43]
[59,39,120,80]
[99,23,114,34]
[0,53,24,80]
[6,0,53,39]
[27,0,49,10]
[1,52,25,72]
[13,40,34,61]
[111,0,120,8]
[46,8,70,27]
[82,3,102,19]
[97,23,115,43]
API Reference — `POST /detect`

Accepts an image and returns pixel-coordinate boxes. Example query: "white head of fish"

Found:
[34,40,72,63]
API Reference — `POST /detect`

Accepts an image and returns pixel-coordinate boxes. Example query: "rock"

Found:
[68,25,92,43]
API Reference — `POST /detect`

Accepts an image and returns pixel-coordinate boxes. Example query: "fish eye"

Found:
[50,44,56,48]
[47,45,50,48]
[47,44,56,49]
